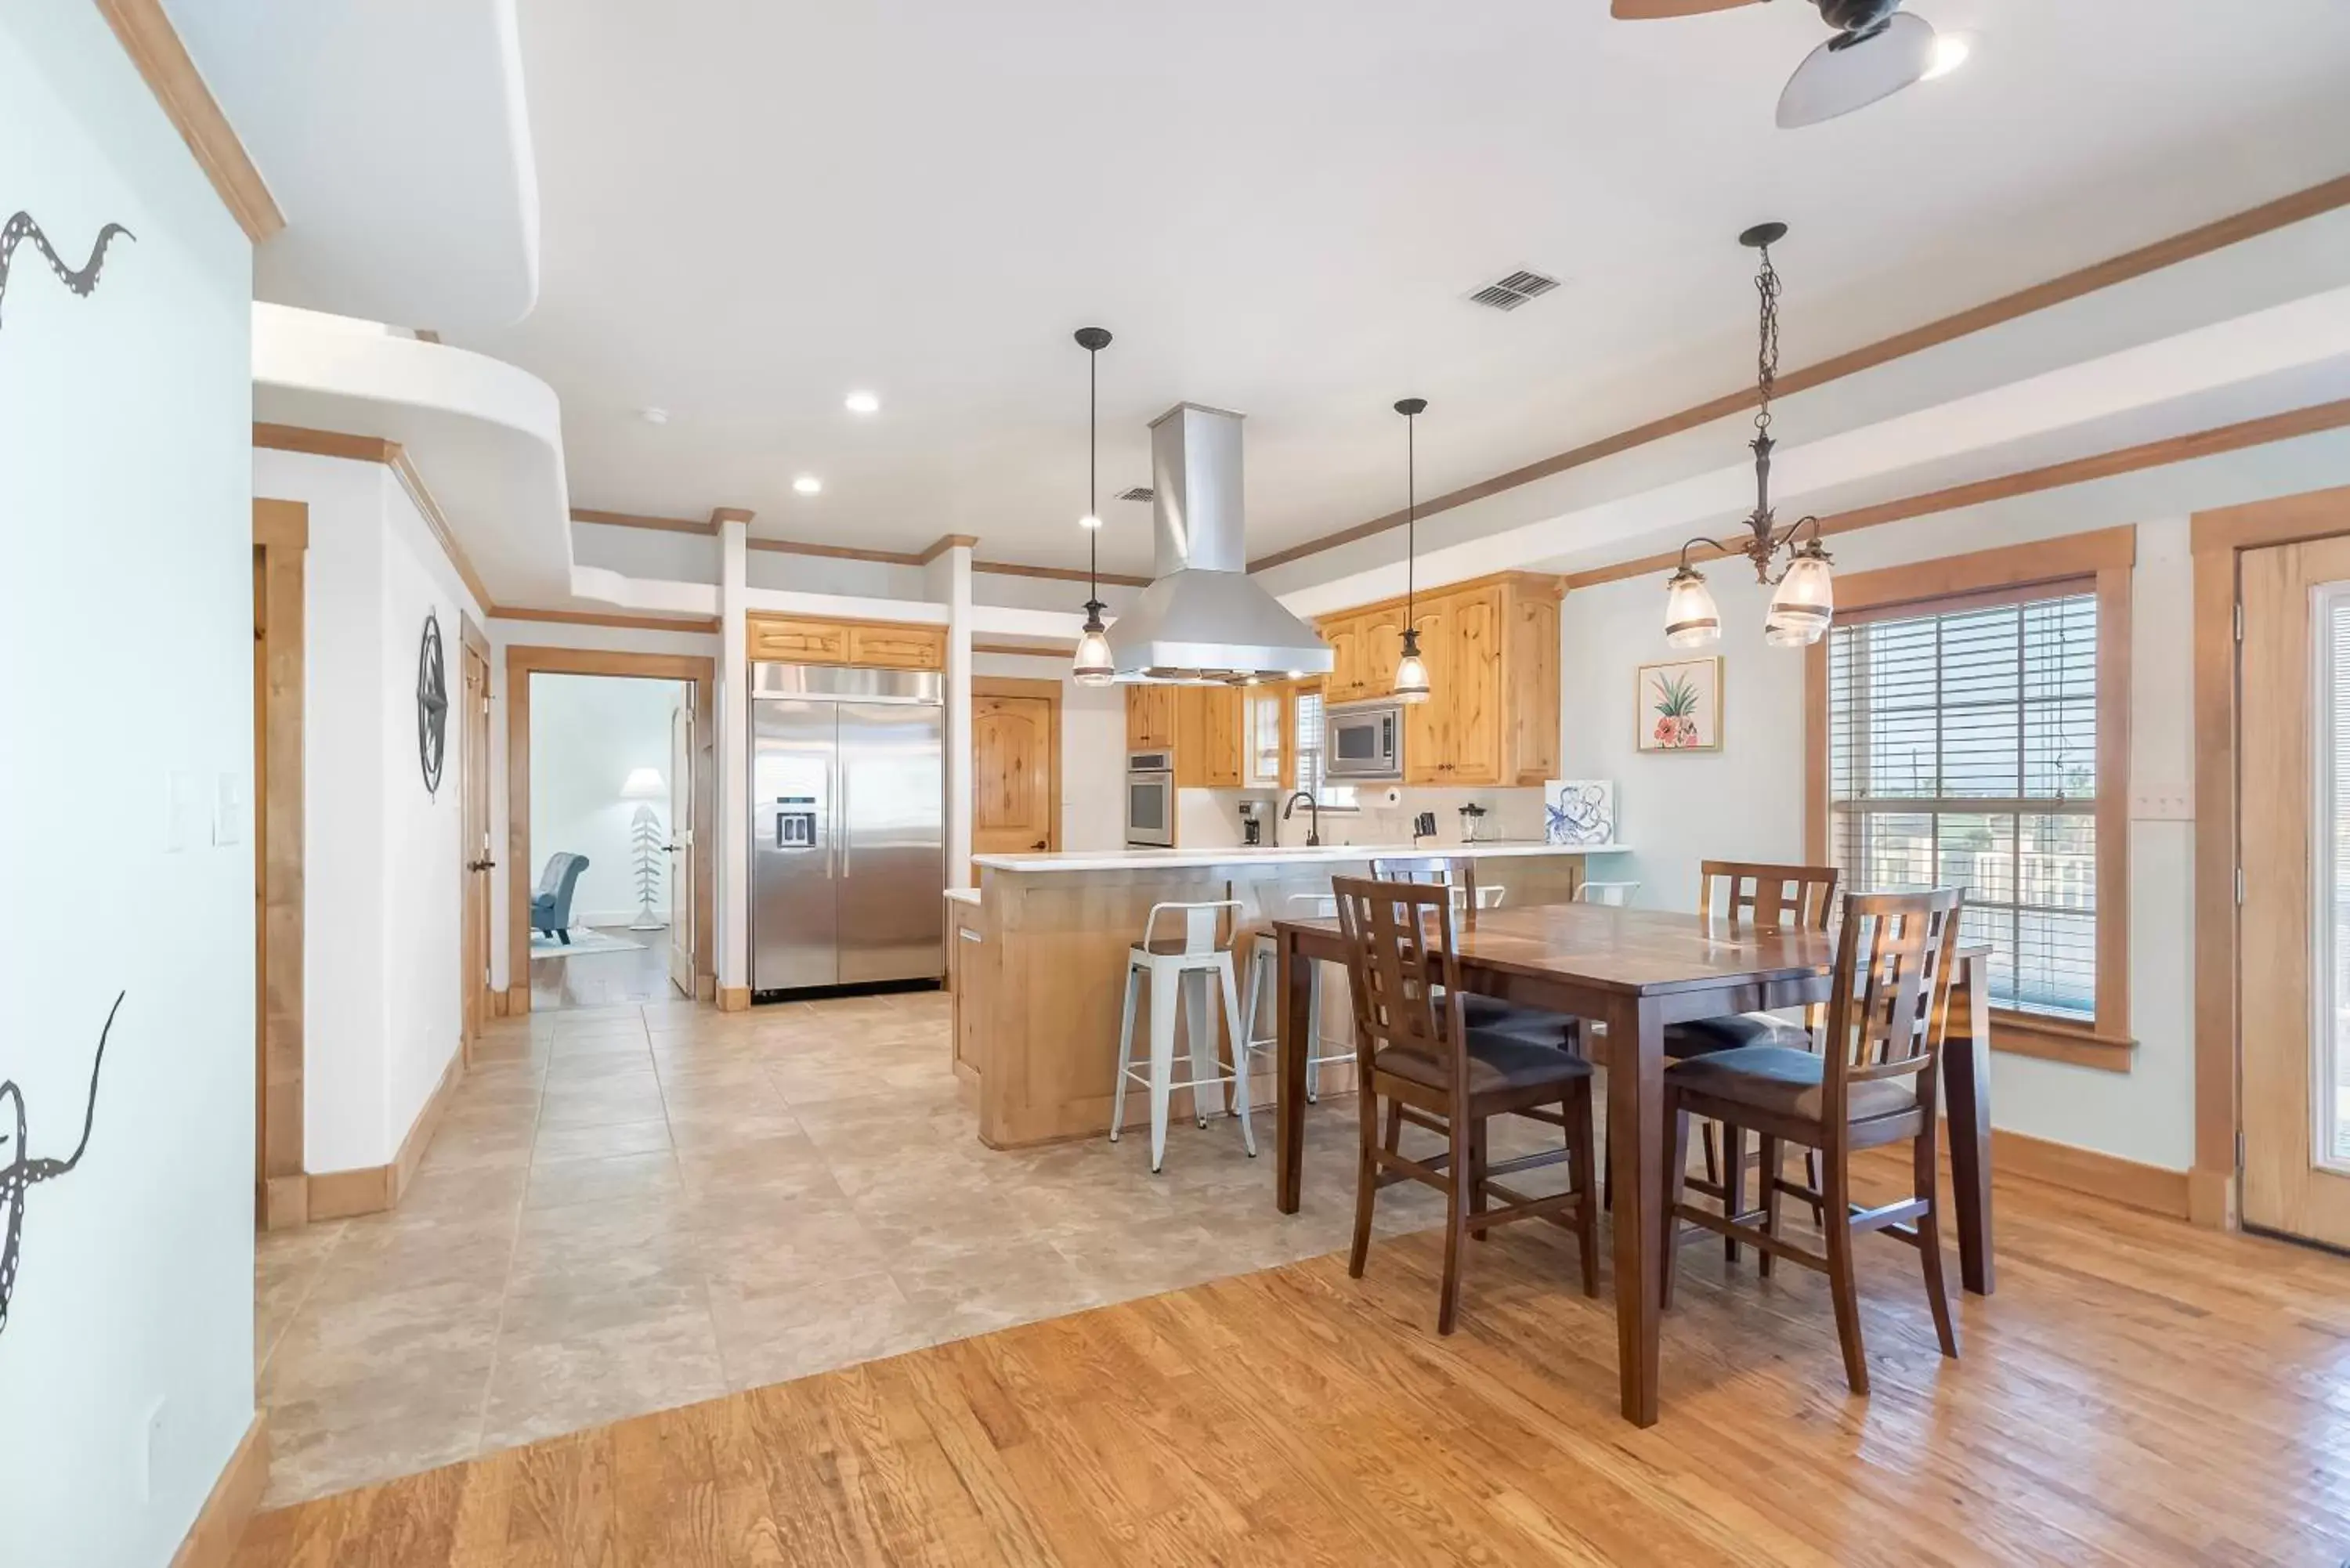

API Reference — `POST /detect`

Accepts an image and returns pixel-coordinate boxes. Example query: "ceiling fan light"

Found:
[1764,550,1835,646]
[1393,628,1431,703]
[1777,12,1936,128]
[1663,567,1722,649]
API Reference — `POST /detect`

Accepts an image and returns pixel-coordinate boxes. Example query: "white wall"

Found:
[1552,447,2312,1174]
[255,448,485,1176]
[0,9,255,1563]
[528,674,688,924]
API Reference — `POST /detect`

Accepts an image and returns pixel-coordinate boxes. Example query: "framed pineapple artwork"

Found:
[1636,656,1723,753]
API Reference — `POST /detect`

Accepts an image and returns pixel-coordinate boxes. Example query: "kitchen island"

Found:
[954,843,1622,1149]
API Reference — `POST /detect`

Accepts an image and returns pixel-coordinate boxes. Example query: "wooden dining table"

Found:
[1271,901,1997,1428]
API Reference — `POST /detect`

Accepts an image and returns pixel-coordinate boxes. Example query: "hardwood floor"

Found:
[529,926,679,1010]
[233,1158,2350,1566]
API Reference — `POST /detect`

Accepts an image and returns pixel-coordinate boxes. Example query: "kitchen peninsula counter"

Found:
[956,843,1618,1148]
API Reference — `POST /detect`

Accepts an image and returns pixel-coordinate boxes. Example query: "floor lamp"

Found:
[620,767,669,932]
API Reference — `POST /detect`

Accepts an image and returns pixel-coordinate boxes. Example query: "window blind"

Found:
[1826,589,2099,1022]
[1294,690,1325,800]
[1247,690,1283,787]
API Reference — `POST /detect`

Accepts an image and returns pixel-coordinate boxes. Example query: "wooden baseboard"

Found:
[170,1412,268,1568]
[258,1175,309,1232]
[1994,1129,2190,1219]
[490,988,512,1019]
[304,1050,465,1221]
[717,985,751,1013]
[505,984,532,1016]
[2187,1165,2236,1230]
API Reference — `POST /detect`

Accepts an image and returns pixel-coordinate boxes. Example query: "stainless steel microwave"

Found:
[1325,702,1404,781]
[1126,750,1175,847]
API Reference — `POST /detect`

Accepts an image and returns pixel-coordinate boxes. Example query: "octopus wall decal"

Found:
[1,992,122,1338]
[0,210,135,333]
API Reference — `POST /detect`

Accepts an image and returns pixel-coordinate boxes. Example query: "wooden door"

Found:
[974,695,1058,868]
[252,547,266,1192]
[460,638,494,1056]
[667,699,696,997]
[2241,533,2350,1248]
[1445,586,1505,785]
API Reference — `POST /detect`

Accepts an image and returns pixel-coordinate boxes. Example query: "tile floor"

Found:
[253,988,1527,1507]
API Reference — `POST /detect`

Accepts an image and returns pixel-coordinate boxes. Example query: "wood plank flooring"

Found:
[232,1154,2350,1567]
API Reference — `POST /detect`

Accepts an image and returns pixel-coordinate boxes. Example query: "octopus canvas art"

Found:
[0,993,121,1337]
[0,209,133,333]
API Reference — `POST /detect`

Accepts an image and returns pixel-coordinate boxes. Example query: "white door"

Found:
[667,699,696,998]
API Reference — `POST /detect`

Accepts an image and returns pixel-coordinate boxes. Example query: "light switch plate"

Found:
[212,772,247,847]
[2131,788,2193,822]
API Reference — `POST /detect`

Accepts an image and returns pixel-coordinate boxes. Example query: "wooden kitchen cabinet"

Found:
[1126,685,1180,751]
[1320,615,1369,703]
[747,613,945,671]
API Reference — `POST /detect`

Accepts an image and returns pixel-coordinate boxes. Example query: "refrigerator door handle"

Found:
[838,772,850,880]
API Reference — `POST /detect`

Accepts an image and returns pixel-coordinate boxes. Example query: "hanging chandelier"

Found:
[1392,396,1431,702]
[1661,222,1835,651]
[1070,326,1115,686]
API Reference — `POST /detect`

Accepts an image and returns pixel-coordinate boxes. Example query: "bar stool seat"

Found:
[1109,900,1256,1173]
[1241,894,1352,1103]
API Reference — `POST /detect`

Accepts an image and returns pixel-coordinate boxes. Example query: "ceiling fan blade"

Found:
[1611,0,1759,19]
[1777,11,1936,128]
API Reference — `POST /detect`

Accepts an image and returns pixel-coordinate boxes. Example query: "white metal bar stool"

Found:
[1578,880,1641,906]
[1109,900,1256,1172]
[1241,893,1351,1103]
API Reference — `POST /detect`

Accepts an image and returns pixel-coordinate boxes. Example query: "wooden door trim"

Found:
[457,616,494,1060]
[973,677,1063,858]
[504,646,718,1013]
[2190,483,2350,1229]
[254,500,307,1230]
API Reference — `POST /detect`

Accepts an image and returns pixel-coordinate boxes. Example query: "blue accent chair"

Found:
[532,852,591,943]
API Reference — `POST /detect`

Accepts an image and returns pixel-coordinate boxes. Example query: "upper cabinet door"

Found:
[1510,590,1560,784]
[847,622,946,670]
[1444,586,1505,786]
[749,616,851,663]
[1403,596,1455,784]
[1322,615,1365,703]
[1359,606,1406,703]
[1126,685,1178,751]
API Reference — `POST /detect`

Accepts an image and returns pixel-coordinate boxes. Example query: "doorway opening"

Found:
[507,647,716,1013]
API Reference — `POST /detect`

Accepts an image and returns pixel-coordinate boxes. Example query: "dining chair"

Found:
[1366,856,1578,1047]
[1332,876,1600,1334]
[1661,887,1965,1395]
[1670,860,1841,1250]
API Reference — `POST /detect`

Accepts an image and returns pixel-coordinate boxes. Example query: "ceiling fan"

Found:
[1612,0,1944,128]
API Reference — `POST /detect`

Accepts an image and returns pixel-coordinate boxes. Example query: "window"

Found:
[1293,688,1325,799]
[1826,584,2110,1029]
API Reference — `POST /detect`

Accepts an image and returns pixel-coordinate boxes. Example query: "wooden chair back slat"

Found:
[1367,855,1484,929]
[1699,860,1838,934]
[1331,877,1466,1095]
[1820,889,1964,1111]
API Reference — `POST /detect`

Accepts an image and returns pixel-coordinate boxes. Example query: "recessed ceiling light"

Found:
[793,475,822,496]
[1079,513,1102,530]
[639,406,670,425]
[844,391,880,414]
[1922,34,1971,81]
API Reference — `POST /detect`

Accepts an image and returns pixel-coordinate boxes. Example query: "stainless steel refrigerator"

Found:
[750,663,945,992]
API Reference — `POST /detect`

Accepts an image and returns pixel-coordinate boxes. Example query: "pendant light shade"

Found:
[1763,544,1835,646]
[1072,605,1115,685]
[1663,565,1722,649]
[1393,396,1431,703]
[1071,326,1114,685]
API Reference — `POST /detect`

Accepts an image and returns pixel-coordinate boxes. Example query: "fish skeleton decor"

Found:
[0,993,122,1338]
[0,211,134,334]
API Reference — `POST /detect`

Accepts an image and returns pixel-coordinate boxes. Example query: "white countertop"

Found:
[971,841,1632,874]
[942,887,981,905]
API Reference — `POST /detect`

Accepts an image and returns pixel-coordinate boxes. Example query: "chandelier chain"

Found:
[1753,241,1781,441]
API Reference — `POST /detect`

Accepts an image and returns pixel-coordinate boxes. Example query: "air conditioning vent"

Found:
[1467,269,1563,312]
[1117,486,1155,503]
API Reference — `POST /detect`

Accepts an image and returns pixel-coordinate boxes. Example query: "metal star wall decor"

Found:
[0,211,133,334]
[418,612,448,797]
[1,992,121,1339]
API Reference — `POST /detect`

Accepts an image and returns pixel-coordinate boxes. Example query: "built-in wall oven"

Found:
[1325,700,1405,782]
[1126,750,1174,847]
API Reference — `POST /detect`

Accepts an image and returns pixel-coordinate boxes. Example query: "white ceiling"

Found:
[453,0,2350,577]
[168,0,540,330]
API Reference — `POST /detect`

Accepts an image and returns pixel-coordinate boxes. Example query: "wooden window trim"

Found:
[1804,526,2135,1064]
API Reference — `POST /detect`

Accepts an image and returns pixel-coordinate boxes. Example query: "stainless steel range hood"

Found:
[1104,402,1334,684]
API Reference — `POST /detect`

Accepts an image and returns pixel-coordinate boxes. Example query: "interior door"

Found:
[2240,532,2350,1248]
[972,694,1056,872]
[460,638,493,1056]
[751,698,838,991]
[837,699,945,984]
[667,699,695,996]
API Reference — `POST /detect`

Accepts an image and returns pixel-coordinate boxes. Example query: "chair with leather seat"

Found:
[1332,875,1600,1335]
[1661,886,1966,1396]
[1668,860,1840,1245]
[531,852,591,942]
[1365,855,1579,1048]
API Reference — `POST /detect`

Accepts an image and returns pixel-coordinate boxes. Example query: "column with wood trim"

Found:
[927,539,976,887]
[718,511,752,1007]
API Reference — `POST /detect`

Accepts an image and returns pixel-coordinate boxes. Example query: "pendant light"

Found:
[1661,222,1834,649]
[1070,327,1115,687]
[1391,396,1431,703]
